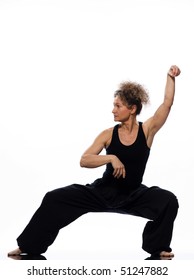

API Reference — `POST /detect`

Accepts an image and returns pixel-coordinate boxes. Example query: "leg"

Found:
[120,186,179,256]
[141,187,178,255]
[9,184,107,255]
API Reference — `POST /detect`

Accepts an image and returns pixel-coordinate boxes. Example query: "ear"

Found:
[129,105,137,115]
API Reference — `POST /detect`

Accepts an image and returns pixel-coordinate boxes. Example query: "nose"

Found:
[112,106,116,114]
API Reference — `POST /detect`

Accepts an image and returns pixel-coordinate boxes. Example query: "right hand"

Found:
[168,65,181,78]
[111,155,126,179]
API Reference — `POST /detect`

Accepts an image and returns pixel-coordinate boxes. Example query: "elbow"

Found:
[80,155,86,168]
[80,154,94,168]
[80,158,84,168]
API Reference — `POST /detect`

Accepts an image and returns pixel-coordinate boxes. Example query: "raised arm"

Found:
[144,65,181,147]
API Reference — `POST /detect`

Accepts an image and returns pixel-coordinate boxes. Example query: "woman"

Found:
[8,65,181,259]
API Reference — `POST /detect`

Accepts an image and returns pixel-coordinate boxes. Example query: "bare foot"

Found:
[160,251,174,258]
[8,248,22,256]
[8,255,23,260]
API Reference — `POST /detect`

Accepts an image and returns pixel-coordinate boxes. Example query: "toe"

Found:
[160,251,174,257]
[8,248,22,256]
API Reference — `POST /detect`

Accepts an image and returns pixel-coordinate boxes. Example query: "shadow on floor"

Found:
[145,254,173,260]
[8,254,47,260]
[8,254,173,261]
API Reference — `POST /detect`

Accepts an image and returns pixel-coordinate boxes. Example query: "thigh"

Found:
[121,186,178,220]
[43,183,108,213]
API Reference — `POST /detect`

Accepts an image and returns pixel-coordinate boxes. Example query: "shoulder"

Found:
[96,126,115,148]
[99,126,114,140]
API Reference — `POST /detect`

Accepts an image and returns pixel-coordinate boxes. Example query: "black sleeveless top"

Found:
[90,122,150,206]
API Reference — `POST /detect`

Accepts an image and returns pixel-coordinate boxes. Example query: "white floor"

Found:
[2,212,194,261]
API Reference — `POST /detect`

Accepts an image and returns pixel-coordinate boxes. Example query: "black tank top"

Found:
[90,122,150,205]
[102,122,150,188]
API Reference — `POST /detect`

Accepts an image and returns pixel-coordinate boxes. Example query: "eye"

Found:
[113,103,121,108]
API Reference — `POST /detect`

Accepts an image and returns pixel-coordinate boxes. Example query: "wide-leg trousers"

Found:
[17,184,179,255]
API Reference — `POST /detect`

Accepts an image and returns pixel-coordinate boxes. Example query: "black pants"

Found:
[17,184,178,255]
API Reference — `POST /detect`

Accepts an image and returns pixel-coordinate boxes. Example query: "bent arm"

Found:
[144,65,181,146]
[80,128,126,178]
[80,129,114,168]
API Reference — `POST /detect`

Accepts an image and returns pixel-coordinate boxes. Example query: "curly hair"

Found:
[114,81,149,115]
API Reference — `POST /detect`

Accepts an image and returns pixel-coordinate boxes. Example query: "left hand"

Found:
[168,65,181,78]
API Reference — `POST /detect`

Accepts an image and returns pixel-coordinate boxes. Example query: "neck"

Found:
[120,118,138,132]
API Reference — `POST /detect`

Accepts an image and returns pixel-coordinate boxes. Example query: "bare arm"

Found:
[80,128,126,178]
[144,65,181,147]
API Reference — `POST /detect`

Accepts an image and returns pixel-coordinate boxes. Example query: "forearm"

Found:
[164,73,175,108]
[146,66,180,137]
[80,154,114,168]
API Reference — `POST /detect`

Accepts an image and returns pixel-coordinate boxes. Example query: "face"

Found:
[112,96,133,122]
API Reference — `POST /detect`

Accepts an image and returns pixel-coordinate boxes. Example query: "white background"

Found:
[0,0,193,261]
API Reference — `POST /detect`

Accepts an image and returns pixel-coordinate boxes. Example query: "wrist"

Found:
[167,72,175,78]
[109,155,116,164]
[167,73,175,82]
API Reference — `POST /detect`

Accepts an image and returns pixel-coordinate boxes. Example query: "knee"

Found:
[42,191,54,204]
[159,190,179,221]
[42,189,61,204]
[159,188,179,208]
[156,188,179,208]
[155,188,179,217]
[42,184,78,204]
[168,191,179,213]
[155,191,179,222]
